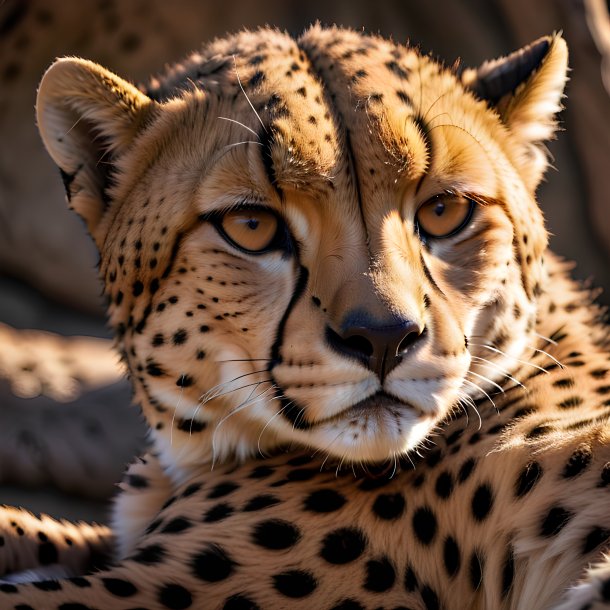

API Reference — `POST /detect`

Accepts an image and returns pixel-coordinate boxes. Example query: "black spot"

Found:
[372,492,405,520]
[208,482,239,499]
[102,578,137,596]
[526,424,554,439]
[133,280,144,296]
[469,551,484,590]
[131,544,166,564]
[421,585,440,610]
[146,361,166,377]
[404,565,418,591]
[311,296,321,307]
[173,329,188,345]
[287,455,313,467]
[364,556,396,592]
[161,517,192,534]
[358,476,392,491]
[320,527,367,564]
[222,594,261,610]
[443,536,461,577]
[583,527,610,554]
[540,506,573,537]
[563,445,592,478]
[553,378,574,388]
[501,548,514,598]
[177,417,206,432]
[252,519,300,550]
[248,465,275,479]
[243,494,280,511]
[412,507,437,545]
[152,333,165,346]
[192,544,236,582]
[286,468,317,481]
[204,503,234,523]
[182,483,202,497]
[127,474,148,489]
[249,71,265,88]
[471,484,494,521]
[272,570,317,598]
[386,60,409,79]
[558,396,584,408]
[458,458,476,483]
[0,584,18,593]
[38,541,58,565]
[435,471,454,499]
[31,579,61,591]
[68,577,91,588]
[515,462,543,497]
[158,583,193,609]
[304,489,347,513]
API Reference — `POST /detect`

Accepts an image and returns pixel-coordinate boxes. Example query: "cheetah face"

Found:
[37,28,567,468]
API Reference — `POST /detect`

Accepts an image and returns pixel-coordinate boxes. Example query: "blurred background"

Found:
[0,0,609,523]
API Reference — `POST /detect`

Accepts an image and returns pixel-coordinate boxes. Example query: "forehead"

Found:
[148,27,498,215]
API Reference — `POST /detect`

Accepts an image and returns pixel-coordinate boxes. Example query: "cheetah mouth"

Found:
[340,391,421,420]
[280,391,420,430]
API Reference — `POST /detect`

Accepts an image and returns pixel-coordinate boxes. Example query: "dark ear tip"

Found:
[468,36,553,105]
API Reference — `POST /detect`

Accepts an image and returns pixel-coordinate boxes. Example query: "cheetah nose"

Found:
[325,312,426,382]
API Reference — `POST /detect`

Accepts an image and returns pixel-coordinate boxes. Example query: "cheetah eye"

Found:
[219,207,280,253]
[415,193,475,239]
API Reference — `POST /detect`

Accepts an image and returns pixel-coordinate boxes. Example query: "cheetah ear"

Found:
[36,58,153,246]
[462,34,568,191]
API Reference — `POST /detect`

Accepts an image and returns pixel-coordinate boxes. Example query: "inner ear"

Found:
[463,38,551,107]
[57,115,116,208]
[37,57,153,245]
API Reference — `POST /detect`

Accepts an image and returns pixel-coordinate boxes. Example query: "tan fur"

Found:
[1,26,609,609]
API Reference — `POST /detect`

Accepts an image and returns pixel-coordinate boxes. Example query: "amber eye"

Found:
[219,208,279,252]
[415,193,475,239]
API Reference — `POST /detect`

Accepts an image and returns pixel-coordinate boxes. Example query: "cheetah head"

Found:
[37,27,568,475]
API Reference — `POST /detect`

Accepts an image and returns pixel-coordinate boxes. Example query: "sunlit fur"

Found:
[37,27,566,483]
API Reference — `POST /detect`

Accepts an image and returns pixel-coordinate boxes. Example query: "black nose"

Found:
[326,313,425,382]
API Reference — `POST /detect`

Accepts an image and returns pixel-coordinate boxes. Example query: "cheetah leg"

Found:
[552,552,610,609]
[0,506,113,581]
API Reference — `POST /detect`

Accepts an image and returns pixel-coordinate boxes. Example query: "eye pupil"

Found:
[415,194,474,239]
[218,207,280,253]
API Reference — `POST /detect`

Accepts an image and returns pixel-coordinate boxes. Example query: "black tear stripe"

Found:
[260,126,280,194]
[268,265,311,427]
[420,254,446,298]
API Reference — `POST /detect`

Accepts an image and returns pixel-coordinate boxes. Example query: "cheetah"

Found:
[1,25,609,609]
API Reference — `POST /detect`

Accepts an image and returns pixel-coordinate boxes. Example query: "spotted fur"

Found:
[1,25,609,609]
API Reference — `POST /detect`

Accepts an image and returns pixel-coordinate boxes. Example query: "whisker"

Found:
[470,342,549,375]
[470,356,526,389]
[257,398,293,457]
[233,56,267,133]
[467,370,505,394]
[199,368,270,403]
[526,344,565,369]
[463,378,497,415]
[217,116,260,139]
[534,331,558,346]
